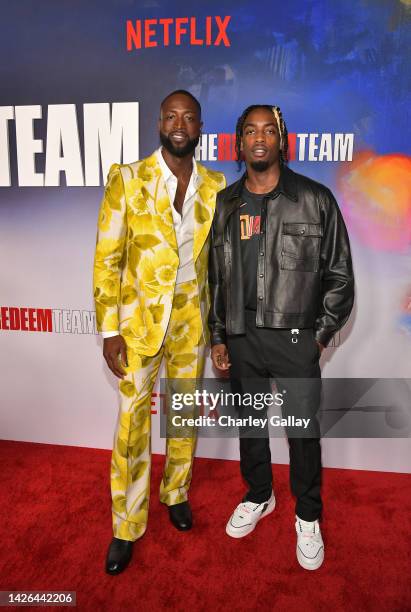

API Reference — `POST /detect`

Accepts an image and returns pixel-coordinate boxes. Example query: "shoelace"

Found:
[297,520,322,545]
[236,501,259,517]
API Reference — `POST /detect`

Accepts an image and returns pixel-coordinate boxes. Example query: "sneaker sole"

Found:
[226,496,276,539]
[296,546,324,570]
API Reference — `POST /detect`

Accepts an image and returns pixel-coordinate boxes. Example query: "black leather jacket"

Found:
[208,165,354,347]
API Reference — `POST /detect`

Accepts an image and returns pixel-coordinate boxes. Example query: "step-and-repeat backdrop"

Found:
[1,1,410,471]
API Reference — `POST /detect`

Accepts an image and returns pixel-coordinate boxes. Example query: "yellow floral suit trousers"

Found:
[112,279,205,541]
[93,152,225,541]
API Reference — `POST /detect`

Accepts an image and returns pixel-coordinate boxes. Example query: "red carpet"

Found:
[0,440,410,611]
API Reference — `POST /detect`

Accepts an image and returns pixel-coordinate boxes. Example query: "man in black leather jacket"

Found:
[208,104,354,570]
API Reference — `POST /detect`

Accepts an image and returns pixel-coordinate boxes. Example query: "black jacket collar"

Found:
[225,164,298,203]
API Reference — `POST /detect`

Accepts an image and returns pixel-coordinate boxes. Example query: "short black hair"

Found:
[235,104,288,170]
[160,89,201,118]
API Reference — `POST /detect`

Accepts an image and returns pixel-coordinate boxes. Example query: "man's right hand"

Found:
[211,344,231,371]
[103,335,128,379]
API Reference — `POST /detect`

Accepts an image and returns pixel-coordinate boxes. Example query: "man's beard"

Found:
[249,160,270,172]
[160,132,199,158]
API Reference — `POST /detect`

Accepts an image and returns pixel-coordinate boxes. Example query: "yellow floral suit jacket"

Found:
[93,151,226,356]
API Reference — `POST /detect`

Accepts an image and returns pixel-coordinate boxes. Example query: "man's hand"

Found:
[211,344,231,371]
[103,335,128,379]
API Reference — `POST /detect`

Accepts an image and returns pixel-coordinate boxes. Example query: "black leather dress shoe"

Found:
[105,537,134,575]
[168,501,193,531]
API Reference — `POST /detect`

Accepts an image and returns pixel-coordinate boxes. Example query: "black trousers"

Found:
[226,309,322,522]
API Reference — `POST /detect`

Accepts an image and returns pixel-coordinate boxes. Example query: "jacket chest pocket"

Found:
[281,222,322,272]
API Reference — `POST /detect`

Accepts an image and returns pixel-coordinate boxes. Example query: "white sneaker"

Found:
[226,492,276,538]
[295,516,324,570]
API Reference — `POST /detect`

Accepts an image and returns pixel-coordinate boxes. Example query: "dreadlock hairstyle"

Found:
[234,104,288,171]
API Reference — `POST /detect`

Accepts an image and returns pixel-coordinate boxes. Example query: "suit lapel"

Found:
[193,164,218,262]
[136,154,218,260]
[138,152,178,252]
[154,173,178,252]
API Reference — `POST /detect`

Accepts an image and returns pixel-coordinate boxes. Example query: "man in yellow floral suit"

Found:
[93,90,225,575]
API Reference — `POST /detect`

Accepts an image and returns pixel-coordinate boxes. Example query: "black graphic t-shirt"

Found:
[240,185,272,311]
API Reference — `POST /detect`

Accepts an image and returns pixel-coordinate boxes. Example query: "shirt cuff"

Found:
[101,331,120,339]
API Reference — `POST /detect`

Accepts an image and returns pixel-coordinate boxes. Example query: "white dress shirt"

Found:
[102,147,199,338]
